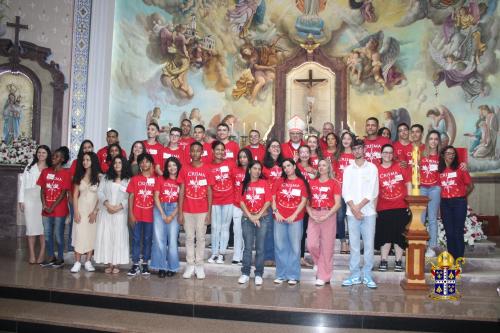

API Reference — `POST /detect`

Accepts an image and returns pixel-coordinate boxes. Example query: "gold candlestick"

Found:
[411,144,420,196]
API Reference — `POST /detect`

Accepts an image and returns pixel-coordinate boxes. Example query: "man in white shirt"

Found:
[342,139,379,289]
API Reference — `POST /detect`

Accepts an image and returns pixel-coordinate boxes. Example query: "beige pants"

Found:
[184,213,207,266]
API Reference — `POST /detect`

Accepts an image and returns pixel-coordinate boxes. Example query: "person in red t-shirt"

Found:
[179,118,196,152]
[393,123,412,169]
[231,148,252,265]
[163,127,185,166]
[191,124,213,164]
[245,129,265,161]
[143,123,165,176]
[151,156,182,278]
[319,122,334,152]
[96,129,127,169]
[272,158,310,285]
[178,142,214,279]
[306,135,324,169]
[410,124,425,149]
[37,147,72,268]
[375,144,411,272]
[281,116,306,161]
[438,145,474,259]
[306,159,341,286]
[101,143,123,174]
[364,117,391,165]
[127,153,156,276]
[216,123,240,162]
[420,130,442,258]
[207,141,236,264]
[128,141,146,176]
[237,160,272,285]
[334,131,356,254]
[377,127,392,140]
[322,132,339,165]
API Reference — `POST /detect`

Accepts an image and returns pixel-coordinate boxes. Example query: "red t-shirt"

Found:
[393,141,413,166]
[319,137,328,152]
[420,154,439,187]
[223,140,240,162]
[309,178,340,209]
[37,167,72,217]
[281,140,304,160]
[209,160,235,205]
[178,163,214,213]
[185,142,213,164]
[143,141,164,170]
[239,179,272,214]
[97,146,127,168]
[273,177,308,222]
[232,166,246,207]
[179,136,196,153]
[364,136,391,165]
[246,144,266,161]
[439,168,472,199]
[334,152,354,184]
[377,163,409,211]
[322,149,335,164]
[310,155,320,169]
[262,164,282,186]
[127,175,156,222]
[163,146,185,166]
[155,177,179,203]
[297,163,316,182]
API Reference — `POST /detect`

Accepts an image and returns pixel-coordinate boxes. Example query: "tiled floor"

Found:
[0,238,499,331]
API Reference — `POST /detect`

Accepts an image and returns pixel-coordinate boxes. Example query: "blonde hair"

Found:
[315,159,334,179]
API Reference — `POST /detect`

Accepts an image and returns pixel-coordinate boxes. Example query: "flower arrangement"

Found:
[0,135,37,166]
[437,205,487,247]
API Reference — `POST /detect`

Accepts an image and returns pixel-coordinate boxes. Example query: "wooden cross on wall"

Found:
[6,16,29,61]
[294,69,327,89]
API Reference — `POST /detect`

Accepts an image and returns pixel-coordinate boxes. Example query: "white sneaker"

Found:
[238,275,249,284]
[425,248,436,257]
[315,279,326,286]
[273,278,284,284]
[287,279,298,286]
[216,254,224,264]
[195,266,205,279]
[70,262,81,273]
[84,261,95,272]
[313,265,318,272]
[255,276,263,286]
[183,265,195,279]
[207,255,217,264]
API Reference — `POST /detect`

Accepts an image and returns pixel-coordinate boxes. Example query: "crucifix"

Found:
[293,69,328,134]
[7,16,29,60]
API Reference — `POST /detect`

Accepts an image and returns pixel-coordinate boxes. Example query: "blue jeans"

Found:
[211,204,233,255]
[347,214,376,280]
[274,219,303,280]
[336,198,347,240]
[441,197,467,259]
[151,203,180,272]
[264,207,275,260]
[420,186,441,248]
[131,221,153,264]
[241,214,271,277]
[42,216,66,260]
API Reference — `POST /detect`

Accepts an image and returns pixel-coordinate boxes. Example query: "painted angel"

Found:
[227,0,266,39]
[426,105,457,146]
[349,0,377,23]
[429,43,485,103]
[472,105,498,159]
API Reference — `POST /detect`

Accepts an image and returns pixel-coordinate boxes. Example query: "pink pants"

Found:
[307,209,337,282]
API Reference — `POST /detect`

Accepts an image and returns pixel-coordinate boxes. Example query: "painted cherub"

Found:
[346,51,363,84]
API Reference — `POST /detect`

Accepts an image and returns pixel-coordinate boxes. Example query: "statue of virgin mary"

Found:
[295,0,327,38]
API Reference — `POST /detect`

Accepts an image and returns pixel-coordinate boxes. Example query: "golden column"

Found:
[401,145,430,290]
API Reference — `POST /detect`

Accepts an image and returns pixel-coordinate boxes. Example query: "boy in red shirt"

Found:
[179,118,196,152]
[162,127,185,165]
[245,129,265,161]
[37,147,72,268]
[190,125,213,164]
[96,129,127,167]
[216,123,239,162]
[127,153,156,276]
[363,117,391,165]
[178,142,214,279]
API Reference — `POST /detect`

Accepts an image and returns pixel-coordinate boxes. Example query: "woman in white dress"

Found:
[70,152,101,273]
[18,145,51,264]
[94,156,131,274]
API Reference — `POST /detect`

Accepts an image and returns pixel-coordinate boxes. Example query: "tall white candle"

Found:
[254,122,257,130]
[341,121,344,131]
[243,122,246,135]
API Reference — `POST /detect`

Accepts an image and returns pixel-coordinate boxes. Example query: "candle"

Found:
[341,121,344,131]
[411,144,420,195]
[254,122,257,130]
[243,122,246,135]
[353,121,356,133]
[230,123,234,135]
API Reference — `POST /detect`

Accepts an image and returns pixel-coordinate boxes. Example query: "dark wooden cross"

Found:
[7,16,29,50]
[294,69,327,89]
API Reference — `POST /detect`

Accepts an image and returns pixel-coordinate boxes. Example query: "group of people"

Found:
[18,115,474,288]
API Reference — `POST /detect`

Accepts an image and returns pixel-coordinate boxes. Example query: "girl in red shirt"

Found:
[306,159,341,286]
[375,144,411,272]
[306,135,324,169]
[322,132,339,165]
[237,160,272,285]
[207,141,235,264]
[127,153,156,276]
[37,147,72,268]
[128,141,146,176]
[151,156,182,278]
[102,143,122,173]
[231,148,252,265]
[272,158,310,285]
[438,145,474,259]
[334,131,355,254]
[419,130,442,257]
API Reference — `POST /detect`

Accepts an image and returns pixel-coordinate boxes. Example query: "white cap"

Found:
[287,116,306,133]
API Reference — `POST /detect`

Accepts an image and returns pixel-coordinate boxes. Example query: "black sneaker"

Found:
[141,264,150,275]
[394,260,403,272]
[166,271,176,277]
[231,260,241,265]
[40,258,56,268]
[158,269,167,278]
[127,264,140,276]
[378,260,388,272]
[52,259,64,268]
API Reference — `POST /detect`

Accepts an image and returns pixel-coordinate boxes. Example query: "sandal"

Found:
[104,267,112,274]
[112,268,120,274]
